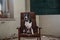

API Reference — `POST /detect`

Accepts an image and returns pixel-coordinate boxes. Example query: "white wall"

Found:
[39,15,60,37]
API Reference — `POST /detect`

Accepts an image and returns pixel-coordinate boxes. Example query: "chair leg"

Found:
[37,37,41,40]
[37,37,39,40]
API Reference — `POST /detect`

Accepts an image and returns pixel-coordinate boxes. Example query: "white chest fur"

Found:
[25,21,32,29]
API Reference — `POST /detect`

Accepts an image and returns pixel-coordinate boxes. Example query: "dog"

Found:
[23,13,34,34]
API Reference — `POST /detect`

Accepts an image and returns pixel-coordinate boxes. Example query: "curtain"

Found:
[2,0,9,16]
[0,0,2,10]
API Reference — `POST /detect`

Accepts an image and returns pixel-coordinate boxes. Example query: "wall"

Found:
[39,15,60,37]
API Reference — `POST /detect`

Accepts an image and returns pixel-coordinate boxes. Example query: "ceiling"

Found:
[39,15,60,38]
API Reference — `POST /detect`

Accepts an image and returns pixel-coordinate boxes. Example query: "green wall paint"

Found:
[30,0,60,15]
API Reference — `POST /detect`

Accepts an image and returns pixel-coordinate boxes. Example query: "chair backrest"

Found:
[20,12,38,34]
[21,12,36,27]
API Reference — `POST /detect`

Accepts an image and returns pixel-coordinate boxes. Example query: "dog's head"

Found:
[24,13,29,21]
[24,13,32,23]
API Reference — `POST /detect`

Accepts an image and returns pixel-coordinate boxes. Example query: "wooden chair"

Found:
[17,12,41,40]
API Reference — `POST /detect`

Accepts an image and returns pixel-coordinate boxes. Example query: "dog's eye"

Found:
[25,18,27,20]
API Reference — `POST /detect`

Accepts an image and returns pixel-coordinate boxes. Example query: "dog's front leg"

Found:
[31,28,34,34]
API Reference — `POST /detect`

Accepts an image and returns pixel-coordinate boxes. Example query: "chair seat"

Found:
[19,34,40,37]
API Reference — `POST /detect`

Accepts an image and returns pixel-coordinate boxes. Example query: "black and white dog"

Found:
[23,13,34,34]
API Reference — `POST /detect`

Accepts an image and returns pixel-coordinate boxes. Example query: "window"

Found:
[0,0,14,19]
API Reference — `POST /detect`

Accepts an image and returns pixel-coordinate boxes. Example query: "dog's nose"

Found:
[25,18,28,20]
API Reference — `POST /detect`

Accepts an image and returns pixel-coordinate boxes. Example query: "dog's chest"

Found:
[25,21,32,29]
